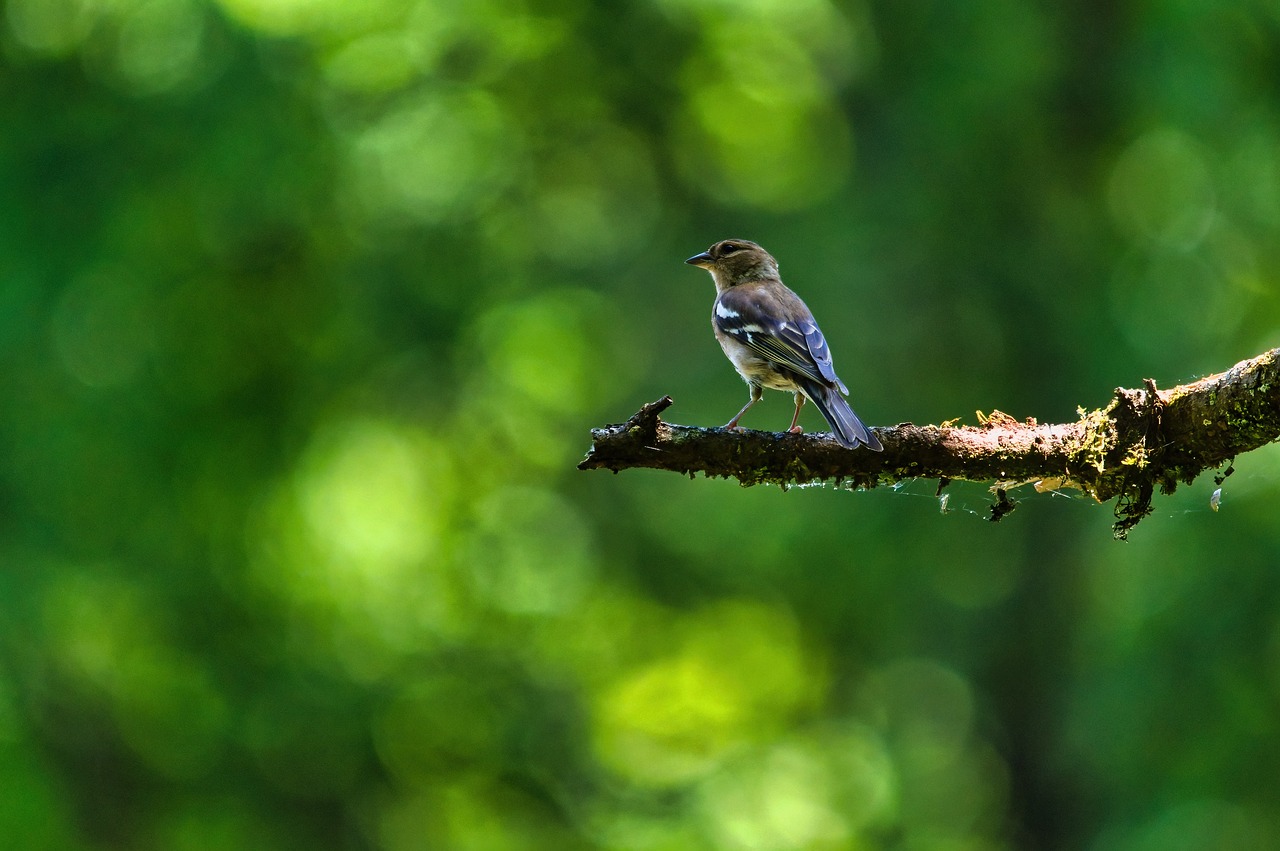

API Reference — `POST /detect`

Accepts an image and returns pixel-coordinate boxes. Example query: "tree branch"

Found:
[578,348,1280,537]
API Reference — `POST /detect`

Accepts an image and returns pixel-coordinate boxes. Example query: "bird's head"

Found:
[685,239,779,289]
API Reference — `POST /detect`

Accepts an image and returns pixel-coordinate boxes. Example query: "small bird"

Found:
[686,239,882,451]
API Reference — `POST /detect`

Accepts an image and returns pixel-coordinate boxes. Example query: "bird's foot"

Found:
[788,425,804,434]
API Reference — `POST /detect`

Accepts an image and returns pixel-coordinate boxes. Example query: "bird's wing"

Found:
[799,321,848,394]
[714,285,847,393]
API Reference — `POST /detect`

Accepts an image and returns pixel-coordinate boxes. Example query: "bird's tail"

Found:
[801,380,882,451]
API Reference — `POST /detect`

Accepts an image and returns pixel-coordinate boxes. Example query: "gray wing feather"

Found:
[714,289,844,392]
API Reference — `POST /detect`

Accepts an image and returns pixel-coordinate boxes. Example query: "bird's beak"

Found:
[685,251,714,268]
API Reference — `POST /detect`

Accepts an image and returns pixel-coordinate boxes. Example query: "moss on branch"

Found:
[578,349,1280,537]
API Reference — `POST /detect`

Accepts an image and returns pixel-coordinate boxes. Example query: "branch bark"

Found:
[578,348,1280,537]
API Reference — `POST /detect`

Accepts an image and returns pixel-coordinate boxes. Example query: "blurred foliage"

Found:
[3,0,1280,848]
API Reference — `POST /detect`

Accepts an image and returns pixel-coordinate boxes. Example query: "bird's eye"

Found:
[720,243,739,254]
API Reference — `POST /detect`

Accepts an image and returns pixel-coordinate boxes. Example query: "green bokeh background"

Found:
[4,1,1280,848]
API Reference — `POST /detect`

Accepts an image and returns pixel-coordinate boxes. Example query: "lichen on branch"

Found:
[578,349,1280,537]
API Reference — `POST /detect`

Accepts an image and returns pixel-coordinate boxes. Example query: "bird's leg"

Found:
[724,384,763,430]
[788,392,805,434]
